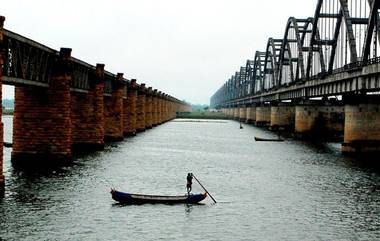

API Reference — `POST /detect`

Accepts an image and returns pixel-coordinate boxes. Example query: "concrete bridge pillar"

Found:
[295,104,319,138]
[145,87,153,129]
[255,105,271,126]
[0,16,5,190]
[228,108,234,119]
[12,48,73,167]
[270,104,295,131]
[151,89,158,126]
[104,73,125,141]
[246,106,256,123]
[224,108,229,118]
[124,79,137,136]
[239,107,247,122]
[295,101,344,139]
[136,84,146,132]
[233,107,239,119]
[71,64,105,150]
[342,95,380,153]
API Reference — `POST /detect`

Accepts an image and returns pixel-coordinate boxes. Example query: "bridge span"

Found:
[0,16,191,190]
[211,0,380,155]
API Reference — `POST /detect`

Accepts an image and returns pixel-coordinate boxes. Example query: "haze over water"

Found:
[1,116,380,240]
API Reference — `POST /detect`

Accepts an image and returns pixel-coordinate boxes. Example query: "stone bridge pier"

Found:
[156,91,163,124]
[239,106,247,122]
[342,95,380,154]
[270,103,295,131]
[160,93,166,123]
[228,107,234,119]
[255,105,271,127]
[12,48,73,168]
[294,100,344,140]
[224,108,231,118]
[145,87,153,129]
[246,105,256,123]
[162,94,168,123]
[152,89,158,126]
[71,64,105,150]
[136,84,146,132]
[124,79,137,136]
[163,95,170,122]
[231,106,237,119]
[104,73,125,141]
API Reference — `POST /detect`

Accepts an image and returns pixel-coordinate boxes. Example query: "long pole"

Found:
[192,174,217,203]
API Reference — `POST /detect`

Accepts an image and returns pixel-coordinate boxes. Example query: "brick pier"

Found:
[136,84,146,132]
[12,48,73,168]
[0,15,191,190]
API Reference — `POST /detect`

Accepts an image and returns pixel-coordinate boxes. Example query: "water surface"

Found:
[1,116,380,240]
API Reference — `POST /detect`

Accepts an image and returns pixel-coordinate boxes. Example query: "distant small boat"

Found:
[110,189,207,204]
[254,136,284,142]
[3,142,12,148]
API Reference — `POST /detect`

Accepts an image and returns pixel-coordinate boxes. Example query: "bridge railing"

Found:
[71,57,93,91]
[2,28,121,94]
[103,71,114,95]
[1,23,187,107]
[2,29,56,87]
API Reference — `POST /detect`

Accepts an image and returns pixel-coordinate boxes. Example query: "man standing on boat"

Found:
[186,173,193,195]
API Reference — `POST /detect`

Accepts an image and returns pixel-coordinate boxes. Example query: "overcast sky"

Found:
[2,0,317,104]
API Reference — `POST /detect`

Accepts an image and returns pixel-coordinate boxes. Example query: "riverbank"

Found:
[176,111,227,119]
[2,109,14,115]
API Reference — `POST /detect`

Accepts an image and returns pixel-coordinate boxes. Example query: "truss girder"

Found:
[211,0,380,108]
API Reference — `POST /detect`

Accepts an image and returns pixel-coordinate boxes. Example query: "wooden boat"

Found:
[254,136,284,142]
[110,189,207,204]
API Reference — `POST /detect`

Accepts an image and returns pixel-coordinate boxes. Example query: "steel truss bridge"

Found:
[211,0,380,107]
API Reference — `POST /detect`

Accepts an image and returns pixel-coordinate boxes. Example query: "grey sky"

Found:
[2,0,317,104]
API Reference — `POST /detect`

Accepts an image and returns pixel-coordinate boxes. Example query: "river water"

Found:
[1,116,380,240]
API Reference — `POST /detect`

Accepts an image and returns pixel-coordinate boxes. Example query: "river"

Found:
[1,116,380,240]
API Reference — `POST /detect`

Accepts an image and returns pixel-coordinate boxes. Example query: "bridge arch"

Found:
[362,0,380,61]
[306,0,372,78]
[253,51,266,94]
[278,17,314,86]
[245,59,255,95]
[263,38,283,91]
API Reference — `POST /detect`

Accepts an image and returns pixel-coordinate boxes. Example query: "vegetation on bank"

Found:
[176,110,227,120]
[2,99,14,115]
[2,108,14,115]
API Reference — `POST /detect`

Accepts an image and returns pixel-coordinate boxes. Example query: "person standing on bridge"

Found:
[186,173,193,195]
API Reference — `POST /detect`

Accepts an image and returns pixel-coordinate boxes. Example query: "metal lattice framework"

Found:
[1,25,184,105]
[2,28,120,93]
[211,0,380,108]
